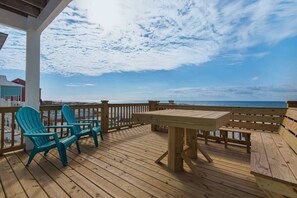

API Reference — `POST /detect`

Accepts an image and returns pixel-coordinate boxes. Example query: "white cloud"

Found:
[0,0,297,75]
[65,83,95,87]
[252,76,259,81]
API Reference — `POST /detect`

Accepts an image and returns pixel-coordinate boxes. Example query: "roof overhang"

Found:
[0,32,7,49]
[0,0,71,32]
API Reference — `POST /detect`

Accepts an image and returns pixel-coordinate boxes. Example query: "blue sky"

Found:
[0,0,297,102]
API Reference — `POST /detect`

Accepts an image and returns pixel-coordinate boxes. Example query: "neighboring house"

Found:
[0,75,22,101]
[12,78,41,102]
[12,78,26,102]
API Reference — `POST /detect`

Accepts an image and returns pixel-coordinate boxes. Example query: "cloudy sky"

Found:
[0,0,297,102]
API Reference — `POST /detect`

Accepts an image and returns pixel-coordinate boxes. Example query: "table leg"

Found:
[168,126,184,171]
[185,129,197,159]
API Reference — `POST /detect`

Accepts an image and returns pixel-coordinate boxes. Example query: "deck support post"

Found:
[148,100,159,131]
[101,100,109,134]
[25,17,41,151]
[287,101,297,108]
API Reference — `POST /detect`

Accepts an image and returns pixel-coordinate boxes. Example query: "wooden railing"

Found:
[0,101,149,155]
[153,102,287,145]
[0,106,23,154]
[108,103,149,130]
[0,100,294,154]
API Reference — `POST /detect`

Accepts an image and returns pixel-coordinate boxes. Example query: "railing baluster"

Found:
[20,124,24,145]
[1,112,5,149]
[47,110,50,131]
[54,110,58,134]
[11,112,15,147]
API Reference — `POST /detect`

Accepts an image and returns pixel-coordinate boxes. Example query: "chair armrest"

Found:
[25,132,60,146]
[24,132,57,137]
[45,125,76,136]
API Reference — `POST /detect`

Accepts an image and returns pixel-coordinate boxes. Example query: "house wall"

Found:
[0,86,22,100]
[12,79,41,102]
[12,79,26,101]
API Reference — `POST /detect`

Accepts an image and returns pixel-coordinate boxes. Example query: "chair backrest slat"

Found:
[279,108,297,153]
[16,106,50,147]
[62,105,81,134]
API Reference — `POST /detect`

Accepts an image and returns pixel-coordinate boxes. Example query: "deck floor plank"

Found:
[78,144,221,198]
[0,125,267,198]
[0,175,5,198]
[100,136,255,184]
[6,154,48,198]
[16,151,70,198]
[101,136,257,190]
[105,133,252,171]
[64,149,154,198]
[81,128,265,198]
[0,155,27,198]
[77,148,183,197]
[44,152,113,198]
[72,138,173,198]
[110,132,261,194]
[33,153,91,198]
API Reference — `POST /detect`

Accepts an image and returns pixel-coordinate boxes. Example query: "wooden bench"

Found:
[219,127,253,153]
[250,108,297,198]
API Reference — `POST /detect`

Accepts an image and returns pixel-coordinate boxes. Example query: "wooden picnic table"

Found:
[133,109,230,172]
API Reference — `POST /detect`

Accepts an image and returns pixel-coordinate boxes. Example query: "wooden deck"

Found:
[0,125,266,198]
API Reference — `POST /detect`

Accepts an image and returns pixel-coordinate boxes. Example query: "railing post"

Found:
[101,100,109,134]
[287,101,297,108]
[149,100,159,131]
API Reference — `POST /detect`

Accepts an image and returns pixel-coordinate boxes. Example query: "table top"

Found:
[133,109,231,131]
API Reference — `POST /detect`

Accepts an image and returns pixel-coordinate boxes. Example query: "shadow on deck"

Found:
[0,125,266,198]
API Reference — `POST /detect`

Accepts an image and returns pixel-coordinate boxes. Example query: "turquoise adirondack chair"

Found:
[62,104,103,147]
[15,106,80,166]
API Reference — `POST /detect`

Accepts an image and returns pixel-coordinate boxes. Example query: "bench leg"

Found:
[246,133,251,153]
[222,130,228,148]
[203,131,209,145]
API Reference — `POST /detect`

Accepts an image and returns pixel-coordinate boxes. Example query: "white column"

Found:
[25,17,41,150]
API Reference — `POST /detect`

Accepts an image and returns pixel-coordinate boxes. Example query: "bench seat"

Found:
[251,130,297,197]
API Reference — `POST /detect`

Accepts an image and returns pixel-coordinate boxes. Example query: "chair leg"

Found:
[222,131,228,148]
[27,149,38,166]
[92,131,99,147]
[44,150,49,156]
[59,144,68,167]
[76,141,81,154]
[100,131,104,141]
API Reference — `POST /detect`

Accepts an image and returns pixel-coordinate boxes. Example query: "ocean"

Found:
[108,100,287,108]
[174,101,287,108]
